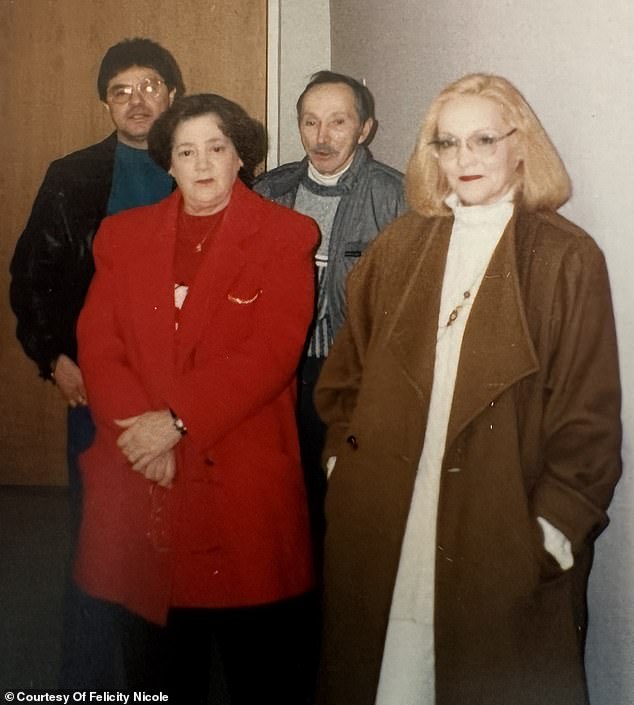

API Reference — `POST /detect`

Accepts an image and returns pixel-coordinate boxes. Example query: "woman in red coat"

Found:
[75,94,318,703]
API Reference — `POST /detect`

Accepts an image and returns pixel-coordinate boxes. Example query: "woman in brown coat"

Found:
[315,74,621,705]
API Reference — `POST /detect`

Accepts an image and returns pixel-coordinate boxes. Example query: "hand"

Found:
[52,354,88,407]
[115,410,182,471]
[140,450,176,488]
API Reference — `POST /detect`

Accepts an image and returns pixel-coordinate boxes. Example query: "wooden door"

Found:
[0,0,267,484]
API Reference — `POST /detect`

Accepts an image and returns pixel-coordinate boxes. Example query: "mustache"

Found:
[310,144,337,156]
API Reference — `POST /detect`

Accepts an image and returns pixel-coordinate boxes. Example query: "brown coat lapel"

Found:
[447,212,539,448]
[381,211,539,452]
[385,217,450,406]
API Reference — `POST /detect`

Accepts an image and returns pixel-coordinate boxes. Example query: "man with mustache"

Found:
[10,37,184,688]
[255,71,406,564]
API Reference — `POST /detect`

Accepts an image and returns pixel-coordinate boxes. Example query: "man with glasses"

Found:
[9,37,184,688]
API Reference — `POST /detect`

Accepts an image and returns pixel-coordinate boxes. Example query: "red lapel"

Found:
[174,181,262,370]
[122,182,264,401]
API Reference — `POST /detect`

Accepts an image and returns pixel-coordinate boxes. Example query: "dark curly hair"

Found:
[97,37,185,101]
[148,94,267,186]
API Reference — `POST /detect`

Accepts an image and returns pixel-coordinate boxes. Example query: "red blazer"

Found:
[75,180,318,624]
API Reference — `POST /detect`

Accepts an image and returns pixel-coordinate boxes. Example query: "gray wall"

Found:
[330,1,634,703]
[268,0,331,167]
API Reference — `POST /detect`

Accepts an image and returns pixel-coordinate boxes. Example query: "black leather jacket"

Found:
[10,133,117,379]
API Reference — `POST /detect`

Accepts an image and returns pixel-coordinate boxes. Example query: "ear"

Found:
[511,133,524,167]
[102,101,110,113]
[358,118,374,145]
[168,89,176,107]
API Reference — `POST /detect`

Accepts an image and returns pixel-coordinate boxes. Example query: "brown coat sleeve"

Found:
[530,232,622,552]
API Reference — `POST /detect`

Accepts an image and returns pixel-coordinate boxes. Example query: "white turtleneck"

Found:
[307,157,353,186]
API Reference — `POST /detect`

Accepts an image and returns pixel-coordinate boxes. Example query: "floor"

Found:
[0,485,233,702]
[0,485,317,703]
[0,485,70,690]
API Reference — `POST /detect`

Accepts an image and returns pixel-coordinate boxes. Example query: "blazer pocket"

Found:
[207,288,261,353]
[227,288,262,305]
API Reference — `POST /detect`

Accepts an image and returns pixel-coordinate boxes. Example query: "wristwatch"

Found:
[169,408,188,436]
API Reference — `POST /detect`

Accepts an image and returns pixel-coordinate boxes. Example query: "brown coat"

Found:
[315,208,621,705]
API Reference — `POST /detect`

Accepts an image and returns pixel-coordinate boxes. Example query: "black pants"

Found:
[59,409,124,690]
[121,592,318,705]
[297,356,328,574]
[59,588,126,689]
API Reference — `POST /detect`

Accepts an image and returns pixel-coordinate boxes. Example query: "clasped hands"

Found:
[116,410,182,488]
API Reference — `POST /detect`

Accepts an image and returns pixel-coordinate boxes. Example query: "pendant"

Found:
[445,290,471,327]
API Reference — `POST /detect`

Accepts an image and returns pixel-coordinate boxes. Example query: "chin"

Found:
[457,188,490,206]
[312,161,335,174]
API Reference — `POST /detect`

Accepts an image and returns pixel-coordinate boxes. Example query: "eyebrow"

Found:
[173,137,228,149]
[301,111,352,119]
[436,126,502,136]
[108,75,159,88]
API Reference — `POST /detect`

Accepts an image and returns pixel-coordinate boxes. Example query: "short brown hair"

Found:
[406,73,571,216]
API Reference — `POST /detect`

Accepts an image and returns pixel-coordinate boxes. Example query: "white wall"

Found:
[267,0,331,167]
[329,1,634,703]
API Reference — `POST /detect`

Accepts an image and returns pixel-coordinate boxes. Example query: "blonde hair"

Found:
[406,74,571,216]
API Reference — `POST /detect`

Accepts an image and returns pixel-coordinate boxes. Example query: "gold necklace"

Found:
[194,236,207,253]
[445,289,472,327]
[441,266,490,329]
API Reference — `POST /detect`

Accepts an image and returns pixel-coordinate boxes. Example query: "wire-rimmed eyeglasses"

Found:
[428,128,517,160]
[106,77,165,105]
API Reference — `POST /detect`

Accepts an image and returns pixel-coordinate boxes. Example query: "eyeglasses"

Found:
[428,128,517,160]
[106,77,165,104]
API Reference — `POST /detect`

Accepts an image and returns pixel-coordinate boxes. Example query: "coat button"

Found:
[346,435,358,450]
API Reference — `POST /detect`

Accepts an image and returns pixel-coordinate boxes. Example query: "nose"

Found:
[455,140,476,168]
[128,86,146,105]
[316,122,329,144]
[195,151,211,171]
